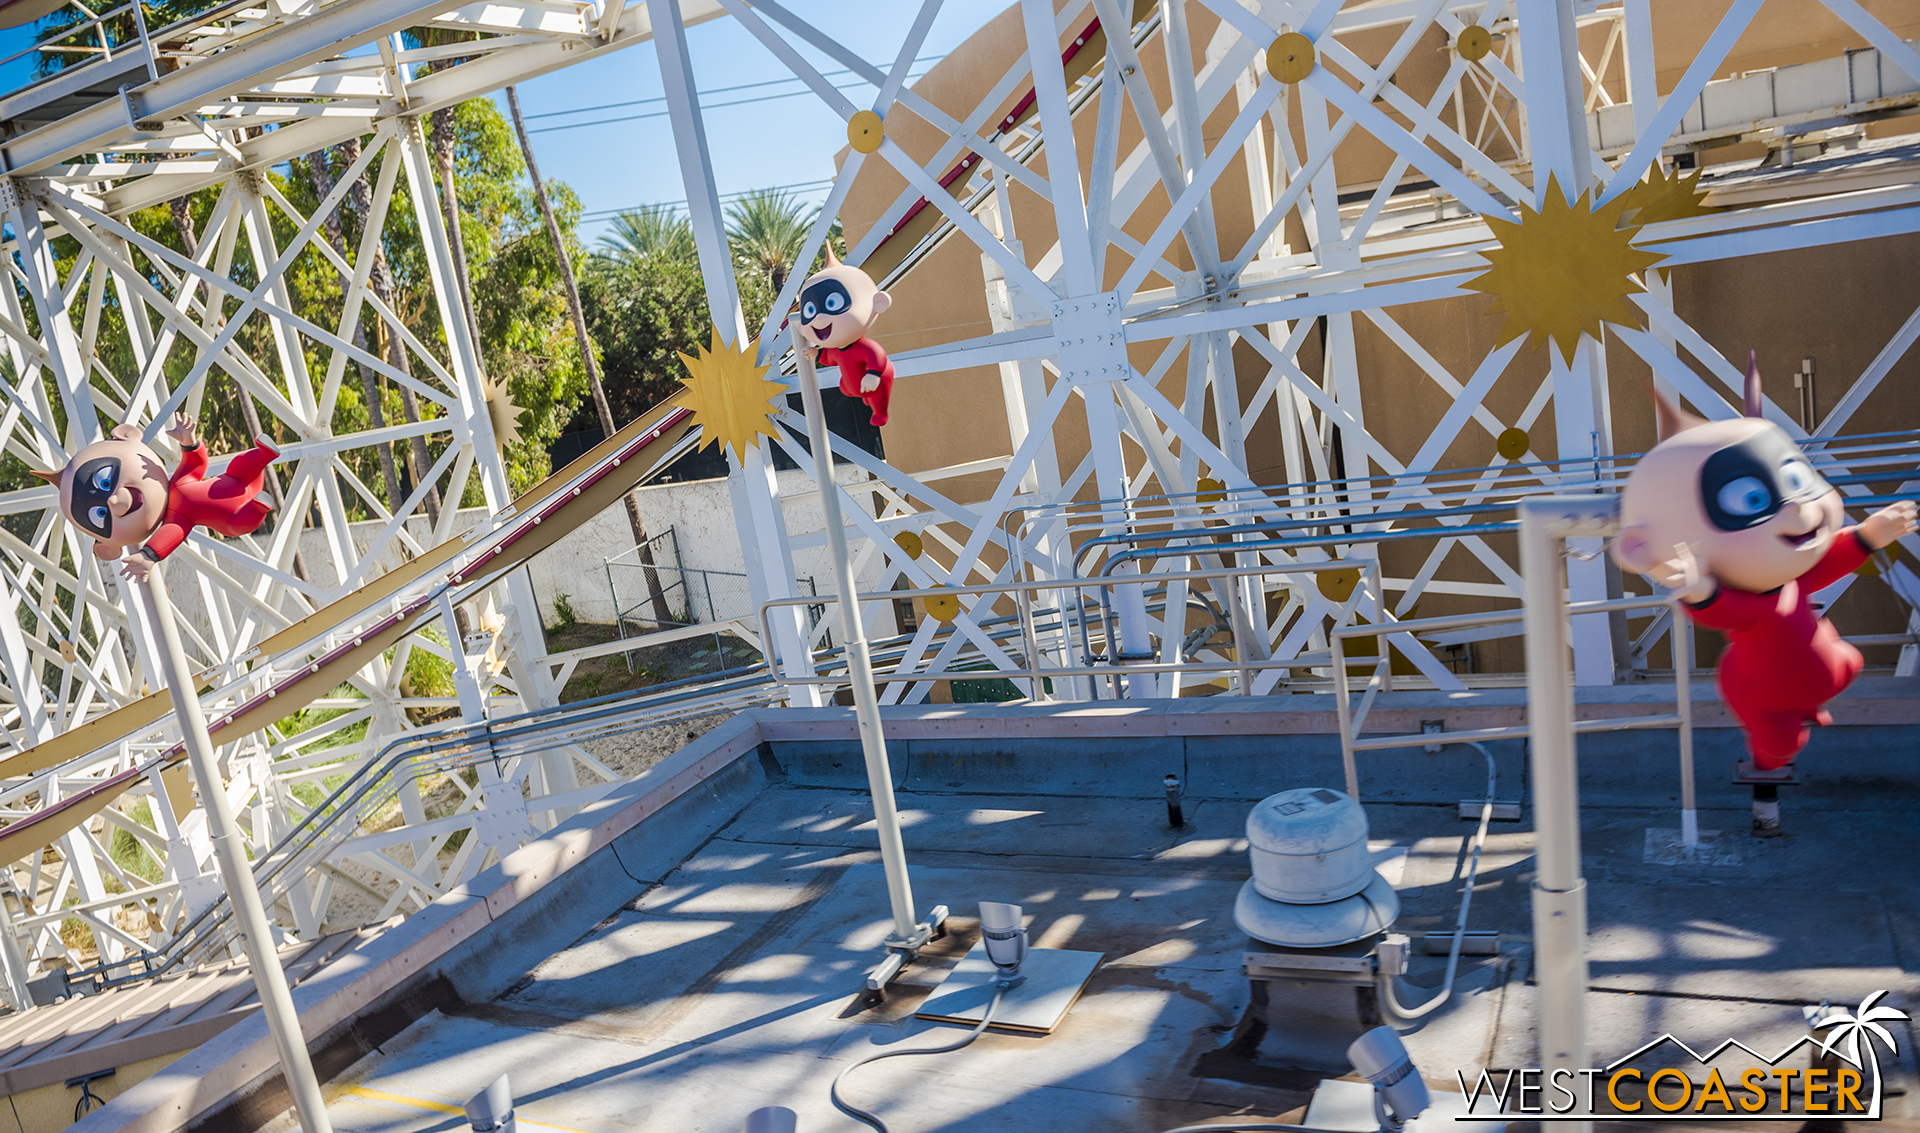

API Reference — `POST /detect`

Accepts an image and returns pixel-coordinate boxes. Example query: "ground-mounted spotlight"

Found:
[913,899,1099,1035]
[977,901,1028,986]
[463,1075,515,1133]
[744,1105,796,1133]
[1347,1026,1430,1133]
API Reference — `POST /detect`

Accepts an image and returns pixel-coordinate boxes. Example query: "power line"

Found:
[522,52,945,123]
[527,72,932,135]
[580,177,836,222]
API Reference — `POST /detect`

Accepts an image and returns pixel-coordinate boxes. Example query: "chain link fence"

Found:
[605,528,824,674]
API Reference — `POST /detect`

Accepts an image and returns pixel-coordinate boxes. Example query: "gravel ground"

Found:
[575,710,735,778]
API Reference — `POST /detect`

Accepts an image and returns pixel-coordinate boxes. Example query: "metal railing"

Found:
[1329,593,1700,845]
[58,668,781,988]
[759,557,1385,699]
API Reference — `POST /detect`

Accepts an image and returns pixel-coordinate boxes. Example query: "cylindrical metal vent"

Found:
[1246,787,1371,904]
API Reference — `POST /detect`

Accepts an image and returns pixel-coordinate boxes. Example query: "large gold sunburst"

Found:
[1465,175,1667,363]
[676,327,784,462]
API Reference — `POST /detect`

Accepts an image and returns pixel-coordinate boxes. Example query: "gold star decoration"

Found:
[482,375,526,456]
[1614,164,1717,281]
[1465,175,1667,363]
[675,327,784,463]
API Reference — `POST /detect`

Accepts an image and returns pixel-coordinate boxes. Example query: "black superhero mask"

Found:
[798,278,852,326]
[1699,428,1829,532]
[69,455,121,540]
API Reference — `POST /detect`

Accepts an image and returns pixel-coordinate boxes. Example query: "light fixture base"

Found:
[914,942,1102,1034]
[1306,1078,1507,1133]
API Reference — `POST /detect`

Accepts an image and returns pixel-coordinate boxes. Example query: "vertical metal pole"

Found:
[1331,632,1359,799]
[1520,498,1608,1132]
[1672,605,1697,846]
[1224,574,1255,699]
[139,566,333,1133]
[793,326,919,946]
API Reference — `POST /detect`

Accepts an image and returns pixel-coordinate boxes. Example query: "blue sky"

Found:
[0,1,1014,241]
[500,0,1013,243]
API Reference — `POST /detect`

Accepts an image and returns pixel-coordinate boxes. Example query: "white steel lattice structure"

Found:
[0,0,1916,998]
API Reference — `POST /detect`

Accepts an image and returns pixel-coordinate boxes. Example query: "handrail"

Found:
[758,558,1385,699]
[71,666,782,986]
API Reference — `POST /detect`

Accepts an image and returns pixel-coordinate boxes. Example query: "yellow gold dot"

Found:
[1455,25,1493,62]
[847,110,885,154]
[1318,568,1360,603]
[924,590,960,623]
[1265,33,1316,84]
[893,530,923,559]
[1195,477,1225,505]
[1496,427,1530,460]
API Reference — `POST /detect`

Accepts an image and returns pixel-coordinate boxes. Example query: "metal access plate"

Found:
[914,943,1103,1034]
[1732,758,1801,785]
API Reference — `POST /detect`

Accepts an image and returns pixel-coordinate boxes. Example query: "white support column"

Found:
[396,116,511,510]
[1516,0,1590,203]
[1299,81,1368,494]
[1521,0,1618,684]
[1547,344,1616,684]
[1023,0,1153,693]
[0,894,34,1012]
[648,0,817,704]
[1620,0,1658,139]
[141,566,334,1133]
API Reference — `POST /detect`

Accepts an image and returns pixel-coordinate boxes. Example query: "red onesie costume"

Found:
[140,439,278,561]
[818,338,893,427]
[1683,528,1872,769]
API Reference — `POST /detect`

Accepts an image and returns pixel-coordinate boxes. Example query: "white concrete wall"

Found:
[520,464,884,628]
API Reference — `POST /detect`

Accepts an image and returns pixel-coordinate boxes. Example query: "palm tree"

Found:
[1817,990,1908,1068]
[599,205,697,264]
[725,187,817,294]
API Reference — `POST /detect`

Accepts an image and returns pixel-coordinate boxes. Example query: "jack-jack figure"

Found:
[1612,355,1916,838]
[796,247,894,427]
[35,414,280,583]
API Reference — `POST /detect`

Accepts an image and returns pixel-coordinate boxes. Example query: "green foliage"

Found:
[401,625,456,700]
[109,800,162,884]
[582,253,715,424]
[725,187,817,296]
[599,205,697,263]
[275,684,370,754]
[551,592,578,633]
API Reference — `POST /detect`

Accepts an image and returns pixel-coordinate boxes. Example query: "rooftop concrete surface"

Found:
[272,715,1916,1133]
[44,691,1920,1133]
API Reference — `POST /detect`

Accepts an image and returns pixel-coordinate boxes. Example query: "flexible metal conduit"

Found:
[1377,741,1498,1021]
